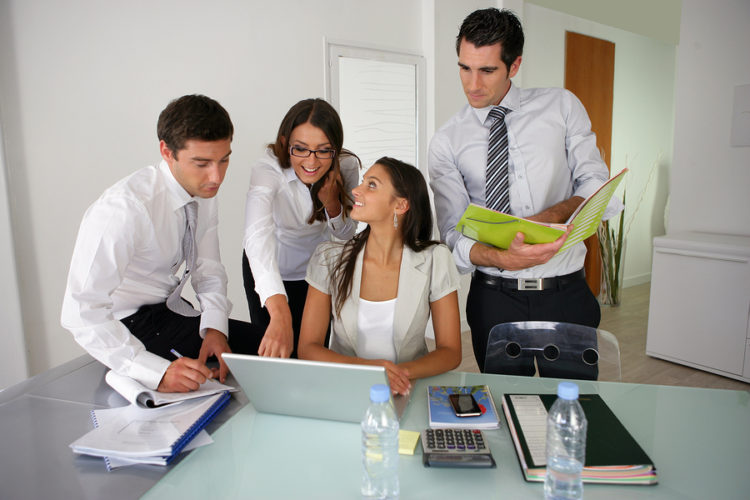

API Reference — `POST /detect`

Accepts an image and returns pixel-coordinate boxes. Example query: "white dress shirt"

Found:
[61,161,232,389]
[243,149,359,306]
[428,83,622,278]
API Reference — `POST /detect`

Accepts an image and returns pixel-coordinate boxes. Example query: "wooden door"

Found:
[564,31,615,297]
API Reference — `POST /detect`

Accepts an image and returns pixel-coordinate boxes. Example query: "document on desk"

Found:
[89,406,213,470]
[106,370,236,408]
[70,391,230,466]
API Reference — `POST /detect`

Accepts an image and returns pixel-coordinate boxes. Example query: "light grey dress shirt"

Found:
[428,83,622,278]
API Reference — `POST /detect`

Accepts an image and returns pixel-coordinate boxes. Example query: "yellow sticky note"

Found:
[398,430,421,455]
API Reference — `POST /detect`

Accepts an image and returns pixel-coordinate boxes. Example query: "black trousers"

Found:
[466,272,600,373]
[121,302,263,361]
[242,251,309,358]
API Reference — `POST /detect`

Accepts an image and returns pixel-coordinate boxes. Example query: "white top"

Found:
[428,83,622,278]
[356,298,397,362]
[61,161,231,389]
[306,242,459,364]
[243,149,359,305]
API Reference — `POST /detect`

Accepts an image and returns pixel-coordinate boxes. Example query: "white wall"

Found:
[0,0,425,377]
[522,3,675,287]
[669,0,750,236]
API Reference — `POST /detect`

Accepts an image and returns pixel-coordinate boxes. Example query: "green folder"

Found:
[455,169,627,253]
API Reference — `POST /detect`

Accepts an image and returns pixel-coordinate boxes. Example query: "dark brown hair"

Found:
[456,8,524,73]
[270,98,358,224]
[331,157,438,317]
[157,94,233,157]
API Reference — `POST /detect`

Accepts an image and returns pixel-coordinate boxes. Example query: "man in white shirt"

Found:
[428,8,621,372]
[62,95,261,392]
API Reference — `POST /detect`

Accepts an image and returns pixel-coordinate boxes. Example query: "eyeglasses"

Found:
[289,145,336,159]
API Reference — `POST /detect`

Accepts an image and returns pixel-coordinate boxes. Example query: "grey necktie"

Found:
[485,106,512,213]
[166,201,201,317]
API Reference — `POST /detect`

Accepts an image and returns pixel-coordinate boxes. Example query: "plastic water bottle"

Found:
[361,384,399,499]
[544,382,587,500]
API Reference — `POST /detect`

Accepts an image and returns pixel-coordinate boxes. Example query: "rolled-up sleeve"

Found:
[243,162,287,306]
[564,91,623,220]
[428,134,476,274]
[193,197,231,338]
[61,198,170,389]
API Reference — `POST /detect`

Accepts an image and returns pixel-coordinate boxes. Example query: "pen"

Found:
[170,349,217,383]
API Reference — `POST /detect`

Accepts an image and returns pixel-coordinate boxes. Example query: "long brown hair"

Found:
[330,157,438,317]
[269,98,358,223]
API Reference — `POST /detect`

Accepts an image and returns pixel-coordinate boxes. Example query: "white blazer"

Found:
[306,241,459,363]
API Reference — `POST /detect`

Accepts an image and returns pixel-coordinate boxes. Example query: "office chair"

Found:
[483,321,622,381]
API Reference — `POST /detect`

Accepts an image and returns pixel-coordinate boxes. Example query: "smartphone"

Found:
[449,393,482,417]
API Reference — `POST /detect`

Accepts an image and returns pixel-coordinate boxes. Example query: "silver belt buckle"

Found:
[518,278,543,291]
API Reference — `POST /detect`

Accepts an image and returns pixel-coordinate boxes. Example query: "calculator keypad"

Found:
[422,428,488,453]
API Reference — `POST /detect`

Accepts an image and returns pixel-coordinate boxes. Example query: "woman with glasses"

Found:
[299,157,462,395]
[243,98,360,358]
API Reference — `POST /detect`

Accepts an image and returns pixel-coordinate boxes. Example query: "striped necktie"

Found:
[485,106,512,213]
[166,201,201,317]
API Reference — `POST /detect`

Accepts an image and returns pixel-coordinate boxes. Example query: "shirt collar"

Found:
[158,160,196,211]
[283,164,299,184]
[471,82,521,126]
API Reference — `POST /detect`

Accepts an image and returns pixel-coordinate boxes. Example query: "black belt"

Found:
[473,269,585,291]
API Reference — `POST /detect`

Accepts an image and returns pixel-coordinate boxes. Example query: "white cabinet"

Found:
[646,231,750,383]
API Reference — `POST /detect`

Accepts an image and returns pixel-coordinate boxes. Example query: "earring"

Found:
[393,213,398,229]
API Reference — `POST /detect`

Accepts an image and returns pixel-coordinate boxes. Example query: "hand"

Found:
[198,329,232,383]
[259,295,294,358]
[317,169,342,217]
[381,361,411,396]
[499,227,571,271]
[157,357,213,393]
[258,315,294,358]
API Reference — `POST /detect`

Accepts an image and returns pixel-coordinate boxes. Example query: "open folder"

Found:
[105,370,235,408]
[70,391,230,466]
[456,169,627,253]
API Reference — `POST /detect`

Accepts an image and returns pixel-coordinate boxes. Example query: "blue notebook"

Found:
[427,385,500,429]
[71,391,231,468]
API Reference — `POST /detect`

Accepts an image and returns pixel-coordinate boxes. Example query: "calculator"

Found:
[421,428,496,468]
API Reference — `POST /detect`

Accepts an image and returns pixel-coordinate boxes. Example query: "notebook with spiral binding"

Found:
[71,391,230,468]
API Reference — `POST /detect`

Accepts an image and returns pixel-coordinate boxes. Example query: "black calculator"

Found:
[421,428,496,468]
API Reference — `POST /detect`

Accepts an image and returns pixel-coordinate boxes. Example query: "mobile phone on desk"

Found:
[449,393,481,417]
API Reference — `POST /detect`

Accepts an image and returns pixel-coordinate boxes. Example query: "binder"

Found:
[71,391,230,467]
[502,393,657,485]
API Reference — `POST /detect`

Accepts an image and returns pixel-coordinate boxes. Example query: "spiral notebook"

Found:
[70,391,230,467]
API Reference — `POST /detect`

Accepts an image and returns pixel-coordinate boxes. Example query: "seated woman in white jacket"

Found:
[299,157,462,395]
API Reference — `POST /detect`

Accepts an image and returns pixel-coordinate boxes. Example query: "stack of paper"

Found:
[71,391,231,470]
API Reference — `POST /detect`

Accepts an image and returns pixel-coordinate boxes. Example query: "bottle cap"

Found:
[369,384,390,403]
[557,381,579,400]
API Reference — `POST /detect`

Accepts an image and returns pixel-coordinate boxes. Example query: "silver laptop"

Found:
[222,354,410,423]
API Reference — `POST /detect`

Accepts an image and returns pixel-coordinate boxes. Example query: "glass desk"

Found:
[2,355,748,499]
[144,371,750,499]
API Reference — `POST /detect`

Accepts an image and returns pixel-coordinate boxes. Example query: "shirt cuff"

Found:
[325,207,344,231]
[128,350,172,390]
[453,236,477,274]
[199,308,229,340]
